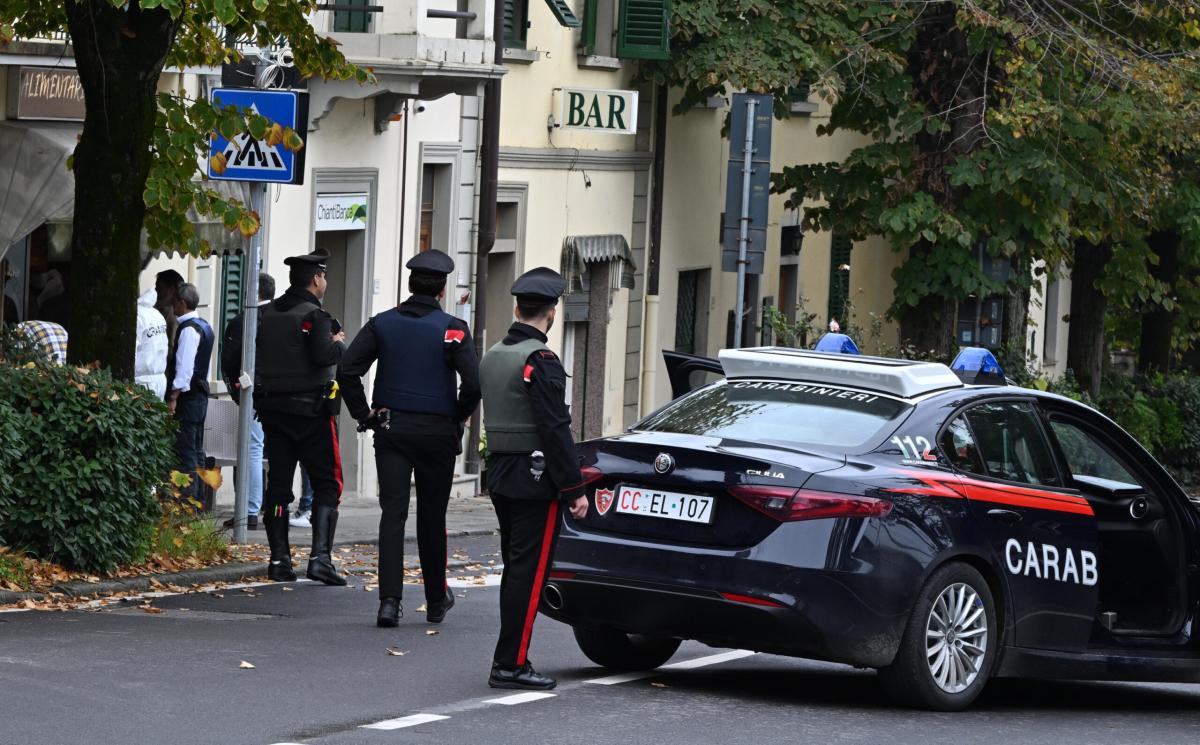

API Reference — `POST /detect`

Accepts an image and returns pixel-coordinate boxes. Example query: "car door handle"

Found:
[987,508,1022,526]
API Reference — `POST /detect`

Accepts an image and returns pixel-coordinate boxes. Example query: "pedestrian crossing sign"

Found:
[207,88,308,185]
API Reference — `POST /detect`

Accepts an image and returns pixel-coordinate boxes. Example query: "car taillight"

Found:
[581,465,604,486]
[728,485,891,522]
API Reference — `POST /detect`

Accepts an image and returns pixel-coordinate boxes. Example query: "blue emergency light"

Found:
[950,347,1007,386]
[814,333,860,355]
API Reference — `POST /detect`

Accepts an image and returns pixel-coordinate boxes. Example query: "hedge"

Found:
[0,345,176,572]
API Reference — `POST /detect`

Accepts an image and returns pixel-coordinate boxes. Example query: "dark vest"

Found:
[479,337,548,453]
[373,308,457,417]
[167,316,214,395]
[256,295,333,396]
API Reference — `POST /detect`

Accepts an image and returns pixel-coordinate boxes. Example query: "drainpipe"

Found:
[640,84,668,415]
[465,2,504,476]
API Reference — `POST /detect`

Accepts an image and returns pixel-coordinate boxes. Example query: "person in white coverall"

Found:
[135,288,169,399]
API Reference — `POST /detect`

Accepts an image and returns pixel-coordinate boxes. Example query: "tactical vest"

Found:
[167,316,214,395]
[373,308,457,417]
[479,337,549,453]
[256,296,334,396]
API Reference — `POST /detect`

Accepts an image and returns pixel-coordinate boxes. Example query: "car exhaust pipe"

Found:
[543,583,565,611]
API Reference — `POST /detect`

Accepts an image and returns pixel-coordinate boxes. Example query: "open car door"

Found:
[662,350,724,399]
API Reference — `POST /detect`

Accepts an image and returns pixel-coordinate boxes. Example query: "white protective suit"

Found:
[135,289,169,399]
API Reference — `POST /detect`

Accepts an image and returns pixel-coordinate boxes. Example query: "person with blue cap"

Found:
[338,249,481,628]
[255,250,348,586]
[478,266,589,690]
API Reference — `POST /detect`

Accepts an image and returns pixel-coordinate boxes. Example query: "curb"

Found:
[0,561,267,606]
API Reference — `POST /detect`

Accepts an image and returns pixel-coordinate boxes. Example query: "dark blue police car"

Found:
[542,338,1200,710]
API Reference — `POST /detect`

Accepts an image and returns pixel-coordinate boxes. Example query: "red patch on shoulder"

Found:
[522,363,534,383]
[300,321,313,333]
[445,329,465,344]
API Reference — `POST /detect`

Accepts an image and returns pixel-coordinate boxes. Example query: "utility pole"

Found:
[732,97,757,347]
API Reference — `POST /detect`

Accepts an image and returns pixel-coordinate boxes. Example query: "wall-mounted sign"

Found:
[7,66,85,121]
[314,193,369,231]
[555,87,638,135]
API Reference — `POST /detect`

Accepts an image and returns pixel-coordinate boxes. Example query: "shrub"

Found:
[1093,373,1200,488]
[0,357,176,572]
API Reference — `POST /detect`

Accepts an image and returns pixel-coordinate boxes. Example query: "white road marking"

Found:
[484,691,558,705]
[660,649,757,670]
[360,713,450,730]
[585,671,654,685]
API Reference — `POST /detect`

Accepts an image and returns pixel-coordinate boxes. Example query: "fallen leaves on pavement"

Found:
[425,630,439,636]
[387,648,408,656]
[239,660,256,669]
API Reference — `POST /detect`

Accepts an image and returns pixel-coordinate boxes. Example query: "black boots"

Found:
[263,513,296,582]
[426,590,455,624]
[488,662,557,690]
[306,505,347,586]
[377,597,402,627]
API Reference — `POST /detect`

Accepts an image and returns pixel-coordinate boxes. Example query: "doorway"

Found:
[315,228,367,495]
[484,251,516,351]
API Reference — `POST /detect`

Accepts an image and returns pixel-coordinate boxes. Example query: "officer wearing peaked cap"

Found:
[479,266,589,691]
[256,250,348,586]
[337,249,481,628]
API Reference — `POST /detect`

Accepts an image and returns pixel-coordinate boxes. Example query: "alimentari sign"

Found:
[558,87,637,135]
[7,66,85,121]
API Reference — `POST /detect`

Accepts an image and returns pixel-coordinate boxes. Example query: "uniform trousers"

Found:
[259,411,343,518]
[490,494,561,669]
[375,430,458,602]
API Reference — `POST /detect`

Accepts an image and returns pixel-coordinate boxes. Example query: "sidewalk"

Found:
[212,476,500,547]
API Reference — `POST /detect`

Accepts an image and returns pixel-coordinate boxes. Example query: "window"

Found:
[963,402,1061,486]
[503,0,529,48]
[1049,418,1141,488]
[638,381,912,451]
[418,161,455,256]
[675,269,709,355]
[333,0,370,32]
[827,230,852,326]
[419,167,435,254]
[940,415,985,476]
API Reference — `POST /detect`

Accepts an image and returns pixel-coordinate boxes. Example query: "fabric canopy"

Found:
[560,234,636,292]
[0,121,78,252]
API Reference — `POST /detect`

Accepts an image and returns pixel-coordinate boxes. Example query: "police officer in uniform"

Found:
[479,267,589,690]
[256,251,348,585]
[337,250,481,627]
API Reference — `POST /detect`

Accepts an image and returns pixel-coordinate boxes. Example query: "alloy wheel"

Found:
[925,582,988,694]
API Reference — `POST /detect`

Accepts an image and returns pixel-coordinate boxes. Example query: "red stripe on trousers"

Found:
[516,501,559,667]
[329,416,344,504]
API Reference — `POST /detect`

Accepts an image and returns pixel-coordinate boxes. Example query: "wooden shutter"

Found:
[827,231,852,325]
[503,0,529,48]
[544,0,581,27]
[616,0,671,60]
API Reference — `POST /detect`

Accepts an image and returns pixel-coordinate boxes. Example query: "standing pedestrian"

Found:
[155,269,185,374]
[255,251,347,585]
[135,288,169,399]
[338,250,481,627]
[166,283,214,499]
[220,272,276,531]
[478,267,589,690]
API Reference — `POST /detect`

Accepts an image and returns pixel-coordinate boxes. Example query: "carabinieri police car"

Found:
[542,337,1200,710]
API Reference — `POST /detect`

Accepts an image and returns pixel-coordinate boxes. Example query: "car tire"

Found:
[573,627,682,670]
[878,561,998,711]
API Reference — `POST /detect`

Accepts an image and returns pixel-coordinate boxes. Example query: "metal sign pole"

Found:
[232,182,268,545]
[733,98,758,348]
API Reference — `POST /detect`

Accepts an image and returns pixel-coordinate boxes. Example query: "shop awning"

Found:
[560,234,636,292]
[0,121,78,251]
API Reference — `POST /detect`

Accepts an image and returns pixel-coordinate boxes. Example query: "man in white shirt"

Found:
[167,284,214,492]
[135,288,169,399]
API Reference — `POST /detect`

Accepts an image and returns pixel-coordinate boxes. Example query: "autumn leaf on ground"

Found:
[425,630,439,636]
[650,682,668,689]
[415,604,427,613]
[387,648,408,657]
[239,660,256,669]
[141,605,163,614]
[281,587,293,592]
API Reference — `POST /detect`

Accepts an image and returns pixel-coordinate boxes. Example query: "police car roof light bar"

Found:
[718,347,965,399]
[813,333,860,355]
[950,347,1008,387]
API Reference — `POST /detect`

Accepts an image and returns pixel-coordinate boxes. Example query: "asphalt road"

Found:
[2,534,1199,745]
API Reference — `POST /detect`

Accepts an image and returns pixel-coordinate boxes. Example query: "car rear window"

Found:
[637,379,912,451]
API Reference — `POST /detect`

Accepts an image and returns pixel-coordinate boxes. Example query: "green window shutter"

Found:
[544,0,581,27]
[218,254,245,365]
[616,0,671,60]
[333,0,370,32]
[827,231,853,325]
[581,0,598,53]
[504,0,529,48]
